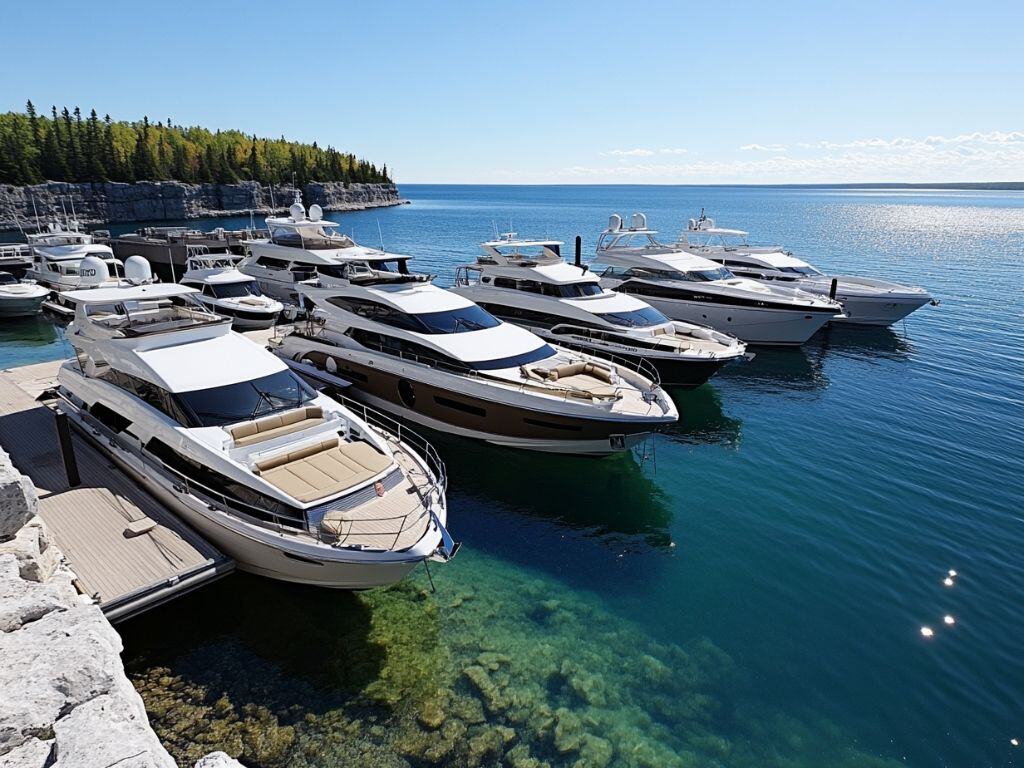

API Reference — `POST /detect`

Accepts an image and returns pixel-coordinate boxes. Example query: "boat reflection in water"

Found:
[661,384,743,447]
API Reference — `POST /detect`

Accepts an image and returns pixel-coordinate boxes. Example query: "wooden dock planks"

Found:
[0,360,233,621]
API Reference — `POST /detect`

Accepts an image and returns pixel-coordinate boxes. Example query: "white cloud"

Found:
[601,148,655,157]
[797,130,1024,152]
[739,143,786,152]
[658,148,689,155]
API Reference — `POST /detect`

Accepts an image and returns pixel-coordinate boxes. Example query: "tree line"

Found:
[0,101,391,187]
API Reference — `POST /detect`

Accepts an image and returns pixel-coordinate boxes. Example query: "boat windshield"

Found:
[467,344,555,371]
[680,267,734,282]
[780,265,823,277]
[0,273,17,285]
[175,370,317,427]
[212,280,263,299]
[415,305,502,334]
[594,305,670,328]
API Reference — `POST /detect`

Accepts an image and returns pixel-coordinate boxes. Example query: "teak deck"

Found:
[0,359,234,622]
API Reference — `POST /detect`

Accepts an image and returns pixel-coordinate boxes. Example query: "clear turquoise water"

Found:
[5,186,1023,766]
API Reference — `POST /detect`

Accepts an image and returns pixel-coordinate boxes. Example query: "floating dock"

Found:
[0,360,234,622]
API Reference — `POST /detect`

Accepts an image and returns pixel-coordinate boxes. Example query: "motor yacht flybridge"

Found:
[56,283,456,588]
[451,234,746,388]
[24,220,124,292]
[679,212,937,326]
[594,213,844,346]
[237,194,407,306]
[180,255,283,329]
[269,256,677,455]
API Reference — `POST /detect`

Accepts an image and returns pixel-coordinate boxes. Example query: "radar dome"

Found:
[608,213,623,232]
[308,204,323,221]
[124,256,153,285]
[78,256,109,287]
[631,212,647,230]
[289,202,306,221]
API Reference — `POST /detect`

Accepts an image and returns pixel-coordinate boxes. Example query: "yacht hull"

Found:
[805,290,932,326]
[0,294,47,317]
[621,296,835,346]
[279,347,668,456]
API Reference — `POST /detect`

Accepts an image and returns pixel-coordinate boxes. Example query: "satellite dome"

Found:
[308,204,323,221]
[124,255,153,285]
[608,213,623,232]
[289,202,306,222]
[78,256,109,287]
[631,212,647,230]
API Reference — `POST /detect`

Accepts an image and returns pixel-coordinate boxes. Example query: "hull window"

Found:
[433,396,486,417]
[397,379,416,408]
[523,417,583,433]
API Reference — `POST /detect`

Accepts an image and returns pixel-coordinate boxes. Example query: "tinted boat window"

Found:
[467,344,555,370]
[414,305,501,334]
[176,370,317,426]
[212,280,263,299]
[594,306,670,328]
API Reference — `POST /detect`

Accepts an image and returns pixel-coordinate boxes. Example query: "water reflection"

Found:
[718,345,829,393]
[663,384,743,447]
[811,324,915,362]
[0,315,59,347]
[437,432,674,550]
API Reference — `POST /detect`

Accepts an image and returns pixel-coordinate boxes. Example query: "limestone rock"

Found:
[0,604,135,754]
[52,693,176,768]
[0,738,53,768]
[0,181,402,229]
[194,751,248,767]
[0,520,63,583]
[0,554,77,632]
[0,452,37,540]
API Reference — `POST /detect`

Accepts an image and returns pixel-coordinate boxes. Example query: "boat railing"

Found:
[56,391,446,551]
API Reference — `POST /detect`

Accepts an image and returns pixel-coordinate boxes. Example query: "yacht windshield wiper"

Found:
[453,316,486,332]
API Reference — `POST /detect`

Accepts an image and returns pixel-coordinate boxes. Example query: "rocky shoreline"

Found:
[0,181,404,231]
[0,447,244,768]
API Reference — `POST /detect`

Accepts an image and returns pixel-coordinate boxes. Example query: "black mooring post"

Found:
[54,410,80,488]
[829,277,838,300]
[574,235,582,267]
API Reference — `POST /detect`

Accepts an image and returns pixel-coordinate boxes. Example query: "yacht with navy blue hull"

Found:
[268,263,677,456]
[595,214,844,346]
[452,234,747,388]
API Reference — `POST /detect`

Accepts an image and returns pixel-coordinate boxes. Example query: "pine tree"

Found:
[131,117,158,180]
[85,109,107,180]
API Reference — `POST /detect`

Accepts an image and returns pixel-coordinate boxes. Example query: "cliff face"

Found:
[0,181,403,230]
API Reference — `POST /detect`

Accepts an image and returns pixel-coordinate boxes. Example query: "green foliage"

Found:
[0,103,391,186]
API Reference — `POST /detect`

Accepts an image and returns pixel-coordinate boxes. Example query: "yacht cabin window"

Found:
[175,370,317,427]
[493,277,603,298]
[211,280,263,299]
[0,273,17,285]
[326,296,501,335]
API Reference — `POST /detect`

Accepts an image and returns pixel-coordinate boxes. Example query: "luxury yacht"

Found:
[595,214,844,345]
[0,272,48,317]
[269,263,677,456]
[180,255,283,329]
[24,220,124,292]
[0,243,32,273]
[237,194,403,306]
[56,283,456,588]
[679,212,936,326]
[451,234,747,388]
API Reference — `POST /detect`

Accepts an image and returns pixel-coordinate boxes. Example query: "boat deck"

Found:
[0,359,234,622]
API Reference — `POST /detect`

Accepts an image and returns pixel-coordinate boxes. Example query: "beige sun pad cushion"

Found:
[256,439,393,503]
[230,406,325,447]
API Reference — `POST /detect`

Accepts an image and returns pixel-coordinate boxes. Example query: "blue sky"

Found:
[3,0,1022,183]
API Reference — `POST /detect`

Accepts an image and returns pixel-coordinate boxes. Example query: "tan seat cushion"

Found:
[534,361,616,386]
[255,438,392,504]
[230,406,325,447]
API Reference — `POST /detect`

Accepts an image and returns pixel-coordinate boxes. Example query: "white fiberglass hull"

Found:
[799,279,933,326]
[633,297,836,346]
[0,293,48,317]
[65,410,437,589]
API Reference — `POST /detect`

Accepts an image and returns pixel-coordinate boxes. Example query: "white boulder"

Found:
[0,554,77,633]
[0,738,53,768]
[0,452,37,540]
[195,752,248,768]
[52,693,176,768]
[0,520,63,583]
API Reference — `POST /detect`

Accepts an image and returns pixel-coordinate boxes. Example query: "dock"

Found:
[0,359,234,622]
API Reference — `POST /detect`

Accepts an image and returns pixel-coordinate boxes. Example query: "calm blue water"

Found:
[5,186,1023,767]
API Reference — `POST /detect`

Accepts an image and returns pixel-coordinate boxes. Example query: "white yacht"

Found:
[180,255,283,329]
[56,283,456,588]
[595,213,844,346]
[679,212,937,326]
[0,272,48,317]
[452,234,747,388]
[237,195,402,306]
[269,263,677,456]
[24,220,124,292]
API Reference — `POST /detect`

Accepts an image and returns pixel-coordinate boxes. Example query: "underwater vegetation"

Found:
[124,551,900,768]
